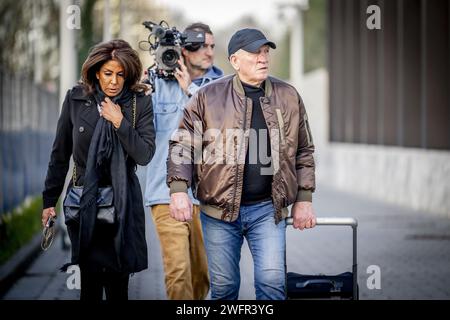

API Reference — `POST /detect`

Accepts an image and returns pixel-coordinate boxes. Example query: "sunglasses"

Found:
[184,43,215,52]
[41,216,56,251]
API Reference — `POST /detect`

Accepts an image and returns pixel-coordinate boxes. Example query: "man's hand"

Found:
[170,192,193,222]
[101,97,123,129]
[42,207,56,227]
[140,70,153,95]
[291,201,316,230]
[174,57,192,95]
[143,83,153,96]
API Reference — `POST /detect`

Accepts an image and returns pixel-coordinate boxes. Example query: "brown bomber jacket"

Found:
[167,74,315,223]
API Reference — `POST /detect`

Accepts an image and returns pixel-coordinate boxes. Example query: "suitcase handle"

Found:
[296,279,335,289]
[285,216,359,300]
[285,217,357,227]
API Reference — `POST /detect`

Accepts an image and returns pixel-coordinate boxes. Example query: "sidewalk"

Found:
[3,180,450,299]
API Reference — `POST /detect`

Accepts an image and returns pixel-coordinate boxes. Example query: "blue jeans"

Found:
[200,200,286,300]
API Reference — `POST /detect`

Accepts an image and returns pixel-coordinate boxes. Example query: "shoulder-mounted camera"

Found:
[140,20,206,83]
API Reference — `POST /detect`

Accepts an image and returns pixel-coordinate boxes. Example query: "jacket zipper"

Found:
[231,97,248,216]
[304,114,313,146]
[275,109,286,145]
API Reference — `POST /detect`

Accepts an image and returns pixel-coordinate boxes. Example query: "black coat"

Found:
[43,84,155,273]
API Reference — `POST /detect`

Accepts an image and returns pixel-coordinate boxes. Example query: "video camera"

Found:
[141,20,206,82]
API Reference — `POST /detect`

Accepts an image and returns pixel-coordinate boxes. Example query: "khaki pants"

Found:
[151,204,209,300]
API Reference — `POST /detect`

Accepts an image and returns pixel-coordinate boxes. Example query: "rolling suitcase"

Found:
[285,217,359,300]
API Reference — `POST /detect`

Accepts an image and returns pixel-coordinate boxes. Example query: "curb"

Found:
[0,232,42,298]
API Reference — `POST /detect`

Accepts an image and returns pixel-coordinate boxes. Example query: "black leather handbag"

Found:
[63,185,116,225]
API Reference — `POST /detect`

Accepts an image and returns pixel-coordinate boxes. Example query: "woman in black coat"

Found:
[41,39,155,300]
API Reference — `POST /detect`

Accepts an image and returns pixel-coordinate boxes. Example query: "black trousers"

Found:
[80,267,129,301]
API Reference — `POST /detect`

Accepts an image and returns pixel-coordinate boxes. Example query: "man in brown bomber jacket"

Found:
[166,28,316,300]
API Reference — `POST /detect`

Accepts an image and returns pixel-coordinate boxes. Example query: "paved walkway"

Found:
[3,168,450,299]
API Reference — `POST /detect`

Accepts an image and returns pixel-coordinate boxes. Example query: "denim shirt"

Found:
[144,66,223,207]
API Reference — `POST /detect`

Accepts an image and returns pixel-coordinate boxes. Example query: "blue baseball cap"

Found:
[228,28,276,57]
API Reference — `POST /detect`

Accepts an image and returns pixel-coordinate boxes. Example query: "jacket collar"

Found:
[71,85,91,101]
[232,74,273,98]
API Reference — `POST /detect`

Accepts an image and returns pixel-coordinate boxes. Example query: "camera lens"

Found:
[162,49,179,68]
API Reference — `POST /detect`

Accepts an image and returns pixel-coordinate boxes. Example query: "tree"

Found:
[0,0,59,82]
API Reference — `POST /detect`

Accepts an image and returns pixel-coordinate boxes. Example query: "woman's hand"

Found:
[100,97,124,129]
[42,207,56,227]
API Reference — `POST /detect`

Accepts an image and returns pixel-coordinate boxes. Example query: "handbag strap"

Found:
[72,94,137,187]
[132,94,136,128]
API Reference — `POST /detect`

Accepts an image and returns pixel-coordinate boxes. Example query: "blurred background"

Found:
[0,0,449,300]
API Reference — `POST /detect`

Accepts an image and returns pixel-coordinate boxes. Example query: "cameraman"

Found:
[144,22,223,300]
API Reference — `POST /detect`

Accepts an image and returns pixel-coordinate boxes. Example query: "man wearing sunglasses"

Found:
[144,22,223,300]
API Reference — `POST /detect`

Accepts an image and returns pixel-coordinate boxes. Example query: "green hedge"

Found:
[0,197,43,265]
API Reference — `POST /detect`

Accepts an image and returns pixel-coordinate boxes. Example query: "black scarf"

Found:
[73,84,133,269]
[93,82,133,107]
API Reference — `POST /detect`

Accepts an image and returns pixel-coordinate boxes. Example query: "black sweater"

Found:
[241,81,273,205]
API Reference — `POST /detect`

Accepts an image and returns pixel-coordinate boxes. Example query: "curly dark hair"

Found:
[80,39,147,94]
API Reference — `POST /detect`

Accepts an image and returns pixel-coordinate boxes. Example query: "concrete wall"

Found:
[300,68,450,218]
[319,143,450,218]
